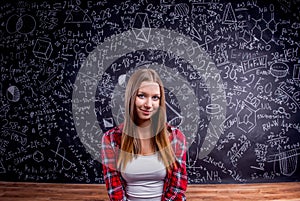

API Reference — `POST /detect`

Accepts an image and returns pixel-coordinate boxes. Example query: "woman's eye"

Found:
[152,96,160,101]
[137,94,145,99]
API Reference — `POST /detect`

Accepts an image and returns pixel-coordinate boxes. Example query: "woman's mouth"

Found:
[140,109,152,115]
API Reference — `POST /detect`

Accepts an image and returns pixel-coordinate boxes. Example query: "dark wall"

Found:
[0,0,300,184]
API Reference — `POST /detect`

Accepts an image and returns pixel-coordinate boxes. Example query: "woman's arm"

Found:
[163,128,188,201]
[101,130,127,201]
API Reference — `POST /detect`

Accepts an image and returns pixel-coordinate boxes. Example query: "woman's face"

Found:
[134,81,161,126]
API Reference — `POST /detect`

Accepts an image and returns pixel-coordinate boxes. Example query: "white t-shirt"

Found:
[121,153,166,201]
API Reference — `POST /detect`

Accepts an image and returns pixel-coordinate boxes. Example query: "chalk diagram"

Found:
[293,64,300,80]
[222,3,237,24]
[237,101,258,134]
[270,62,289,82]
[6,14,36,34]
[133,13,151,43]
[32,151,44,163]
[6,86,21,102]
[267,148,300,176]
[174,3,190,17]
[251,5,278,44]
[64,5,92,25]
[33,39,53,60]
[50,142,74,171]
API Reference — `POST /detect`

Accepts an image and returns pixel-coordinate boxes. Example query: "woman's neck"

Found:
[136,124,152,139]
[139,138,155,155]
[136,125,156,155]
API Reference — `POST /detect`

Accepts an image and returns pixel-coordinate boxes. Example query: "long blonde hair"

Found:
[117,68,175,170]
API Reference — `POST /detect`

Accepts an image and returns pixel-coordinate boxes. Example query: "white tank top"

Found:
[121,153,166,201]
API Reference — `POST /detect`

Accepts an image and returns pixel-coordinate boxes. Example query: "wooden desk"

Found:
[0,181,300,201]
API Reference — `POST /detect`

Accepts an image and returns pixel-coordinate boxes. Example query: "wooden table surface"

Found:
[0,181,300,201]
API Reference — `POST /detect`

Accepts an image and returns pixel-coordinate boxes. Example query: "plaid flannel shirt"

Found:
[101,123,187,201]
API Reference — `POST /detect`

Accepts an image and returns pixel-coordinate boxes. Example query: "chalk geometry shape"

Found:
[222,3,237,24]
[6,14,36,34]
[65,5,92,24]
[237,102,256,133]
[132,13,151,42]
[292,64,300,80]
[6,86,20,102]
[33,39,53,59]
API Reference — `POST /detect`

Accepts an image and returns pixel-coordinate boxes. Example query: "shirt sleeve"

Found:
[101,130,127,201]
[164,128,188,201]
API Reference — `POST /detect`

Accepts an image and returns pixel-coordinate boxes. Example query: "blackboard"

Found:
[0,0,299,184]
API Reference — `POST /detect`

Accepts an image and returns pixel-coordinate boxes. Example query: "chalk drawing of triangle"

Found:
[103,118,114,128]
[65,5,92,24]
[177,83,194,97]
[190,26,202,41]
[222,3,237,24]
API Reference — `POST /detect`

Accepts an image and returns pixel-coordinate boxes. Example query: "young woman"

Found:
[101,68,187,201]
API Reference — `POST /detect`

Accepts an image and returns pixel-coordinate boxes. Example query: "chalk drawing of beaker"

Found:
[270,62,289,82]
[279,149,298,176]
[268,148,299,176]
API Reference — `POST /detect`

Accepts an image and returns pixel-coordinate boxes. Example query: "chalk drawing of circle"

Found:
[6,86,21,102]
[6,15,19,33]
[118,74,127,87]
[72,28,226,163]
[18,15,36,34]
[174,3,189,16]
[6,14,36,34]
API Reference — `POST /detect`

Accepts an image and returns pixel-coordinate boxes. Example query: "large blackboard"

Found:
[0,0,300,184]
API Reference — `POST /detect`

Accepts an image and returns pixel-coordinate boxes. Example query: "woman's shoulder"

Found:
[104,123,123,135]
[102,124,123,144]
[166,123,186,142]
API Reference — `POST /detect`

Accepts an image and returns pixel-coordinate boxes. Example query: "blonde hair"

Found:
[117,68,175,170]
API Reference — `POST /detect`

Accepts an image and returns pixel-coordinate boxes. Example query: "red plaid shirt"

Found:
[101,123,187,201]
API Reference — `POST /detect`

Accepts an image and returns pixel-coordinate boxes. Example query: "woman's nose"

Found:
[144,98,152,108]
